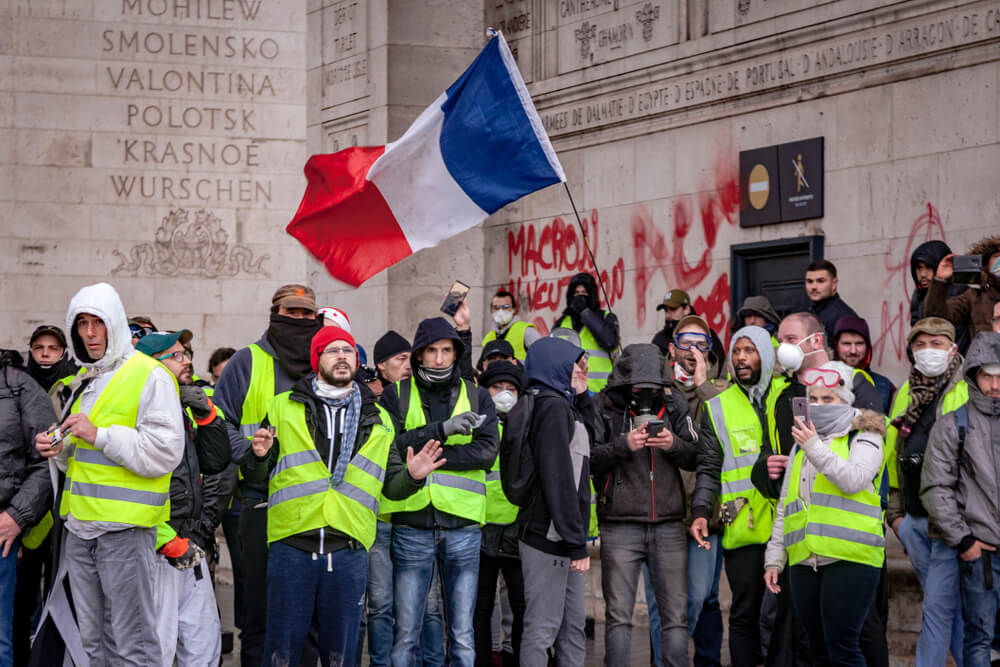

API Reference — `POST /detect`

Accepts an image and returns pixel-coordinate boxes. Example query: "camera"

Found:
[952,254,983,286]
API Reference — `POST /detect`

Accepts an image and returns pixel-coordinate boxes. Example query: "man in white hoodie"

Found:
[35,282,185,665]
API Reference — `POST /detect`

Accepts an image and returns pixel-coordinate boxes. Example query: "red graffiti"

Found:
[505,209,625,324]
[632,158,740,346]
[872,203,947,365]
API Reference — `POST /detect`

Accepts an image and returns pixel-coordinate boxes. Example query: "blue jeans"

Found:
[960,551,1000,667]
[368,522,395,666]
[898,514,964,666]
[421,565,446,666]
[0,538,18,667]
[264,541,369,667]
[391,525,480,667]
[687,535,723,666]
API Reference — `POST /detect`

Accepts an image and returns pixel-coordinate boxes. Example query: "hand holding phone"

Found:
[792,397,809,423]
[644,420,666,438]
[440,281,470,317]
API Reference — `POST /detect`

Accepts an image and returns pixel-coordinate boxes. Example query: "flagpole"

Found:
[563,182,615,315]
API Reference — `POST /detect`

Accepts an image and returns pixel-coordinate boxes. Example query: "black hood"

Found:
[526,337,582,401]
[410,317,465,379]
[605,344,666,391]
[910,240,952,289]
[565,272,601,311]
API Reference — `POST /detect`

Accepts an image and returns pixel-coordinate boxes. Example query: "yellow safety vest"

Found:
[266,392,395,550]
[238,344,275,440]
[485,422,519,525]
[379,378,489,524]
[557,313,614,392]
[60,353,176,527]
[885,380,968,490]
[482,321,534,361]
[704,382,782,550]
[783,433,885,568]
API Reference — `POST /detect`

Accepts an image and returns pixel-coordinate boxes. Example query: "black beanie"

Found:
[478,360,525,394]
[374,330,411,365]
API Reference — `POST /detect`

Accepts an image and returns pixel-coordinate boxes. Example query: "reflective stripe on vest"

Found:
[557,314,614,392]
[60,353,176,527]
[705,385,776,550]
[378,377,488,524]
[239,344,275,440]
[783,434,885,568]
[266,391,395,550]
[482,321,534,361]
[884,380,968,490]
[484,421,518,525]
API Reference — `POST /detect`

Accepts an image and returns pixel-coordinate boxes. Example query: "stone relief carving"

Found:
[574,21,597,60]
[636,3,660,41]
[112,208,270,278]
[738,0,751,16]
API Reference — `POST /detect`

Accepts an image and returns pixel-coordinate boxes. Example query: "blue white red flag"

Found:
[287,31,565,287]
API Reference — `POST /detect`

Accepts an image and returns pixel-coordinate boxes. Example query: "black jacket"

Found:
[518,337,602,560]
[591,345,698,523]
[749,371,884,499]
[244,377,423,552]
[0,353,56,530]
[167,406,231,549]
[809,293,858,343]
[909,240,971,351]
[379,317,499,530]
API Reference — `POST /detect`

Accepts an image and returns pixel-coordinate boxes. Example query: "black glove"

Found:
[442,411,479,437]
[178,385,212,419]
[570,294,589,314]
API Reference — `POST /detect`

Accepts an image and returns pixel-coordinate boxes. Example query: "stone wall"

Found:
[0,0,309,363]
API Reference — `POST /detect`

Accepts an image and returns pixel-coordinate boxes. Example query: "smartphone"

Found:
[440,280,470,316]
[645,420,666,438]
[792,397,810,423]
[952,254,983,286]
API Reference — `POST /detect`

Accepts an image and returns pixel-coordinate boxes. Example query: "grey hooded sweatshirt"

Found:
[921,332,1000,552]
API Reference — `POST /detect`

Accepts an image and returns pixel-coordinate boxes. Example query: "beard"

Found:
[319,362,354,387]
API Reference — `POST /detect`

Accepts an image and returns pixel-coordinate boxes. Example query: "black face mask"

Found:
[25,353,77,392]
[266,313,322,381]
[628,388,663,417]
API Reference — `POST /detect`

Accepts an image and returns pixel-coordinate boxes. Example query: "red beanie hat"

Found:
[310,326,357,373]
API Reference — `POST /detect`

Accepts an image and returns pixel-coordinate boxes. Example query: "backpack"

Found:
[499,389,538,506]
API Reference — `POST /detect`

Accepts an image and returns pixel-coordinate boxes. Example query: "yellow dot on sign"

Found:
[748,163,770,210]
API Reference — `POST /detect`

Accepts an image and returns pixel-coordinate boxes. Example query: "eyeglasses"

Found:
[321,346,355,357]
[801,367,843,388]
[673,332,712,352]
[491,304,513,311]
[157,350,192,363]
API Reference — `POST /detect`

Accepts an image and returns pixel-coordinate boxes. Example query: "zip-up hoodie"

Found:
[56,282,184,538]
[518,337,601,560]
[592,344,698,523]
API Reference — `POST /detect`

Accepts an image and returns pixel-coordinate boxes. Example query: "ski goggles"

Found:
[801,367,844,388]
[672,332,712,352]
[129,323,155,341]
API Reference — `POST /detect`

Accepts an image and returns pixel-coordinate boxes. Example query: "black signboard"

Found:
[778,137,824,222]
[739,146,781,228]
[739,136,824,226]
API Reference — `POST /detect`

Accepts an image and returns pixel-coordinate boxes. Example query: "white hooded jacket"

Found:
[56,282,184,538]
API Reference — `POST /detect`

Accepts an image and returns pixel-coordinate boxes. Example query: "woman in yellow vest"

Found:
[242,326,443,667]
[763,361,886,667]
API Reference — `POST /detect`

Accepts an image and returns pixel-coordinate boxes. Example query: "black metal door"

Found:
[730,236,825,321]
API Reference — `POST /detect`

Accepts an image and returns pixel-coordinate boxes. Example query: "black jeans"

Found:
[238,503,267,667]
[221,510,244,631]
[13,537,50,666]
[472,554,525,667]
[764,570,811,667]
[788,560,881,667]
[858,564,889,667]
[723,544,766,667]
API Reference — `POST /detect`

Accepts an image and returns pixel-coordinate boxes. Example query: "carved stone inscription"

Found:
[322,0,369,108]
[487,0,533,82]
[98,0,298,207]
[557,0,677,73]
[541,2,1000,135]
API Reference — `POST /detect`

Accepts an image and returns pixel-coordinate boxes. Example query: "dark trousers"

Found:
[13,537,50,666]
[858,564,889,667]
[764,570,811,667]
[473,554,524,667]
[221,510,244,631]
[724,544,766,667]
[238,503,267,667]
[788,560,881,667]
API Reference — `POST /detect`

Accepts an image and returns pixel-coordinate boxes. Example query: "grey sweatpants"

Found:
[64,527,162,666]
[518,540,586,667]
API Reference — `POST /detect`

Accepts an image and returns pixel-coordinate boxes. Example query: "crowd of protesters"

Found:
[0,234,998,667]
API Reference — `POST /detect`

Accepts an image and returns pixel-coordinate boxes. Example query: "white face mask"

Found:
[492,390,517,414]
[673,363,694,388]
[913,347,953,378]
[776,333,817,372]
[492,309,514,327]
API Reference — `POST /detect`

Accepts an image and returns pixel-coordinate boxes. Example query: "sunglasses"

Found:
[801,367,844,388]
[673,332,712,352]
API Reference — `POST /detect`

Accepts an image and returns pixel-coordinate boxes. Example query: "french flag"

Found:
[287,32,566,287]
